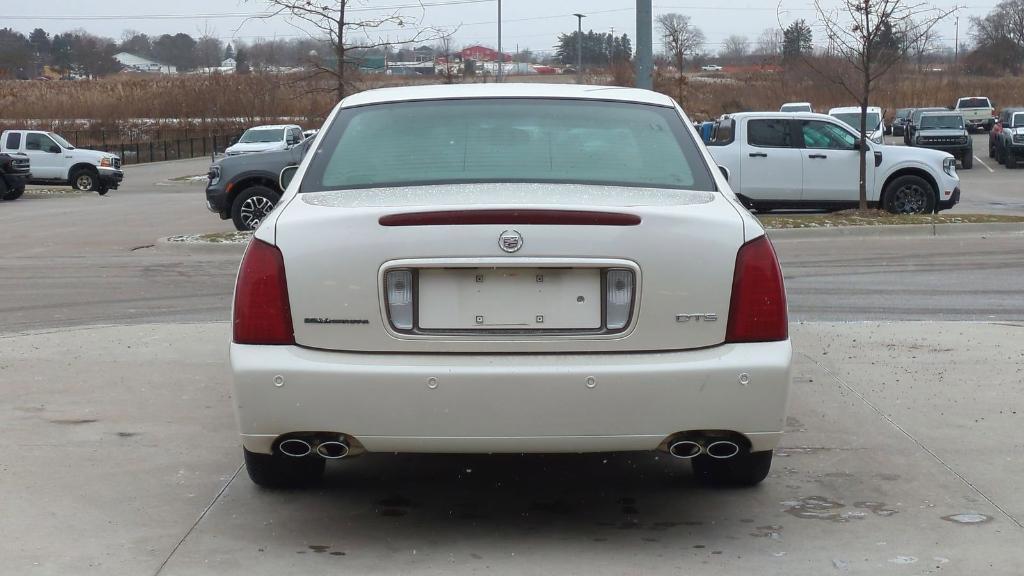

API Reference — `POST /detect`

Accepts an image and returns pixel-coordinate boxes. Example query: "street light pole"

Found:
[635,0,653,90]
[497,0,503,82]
[573,13,586,84]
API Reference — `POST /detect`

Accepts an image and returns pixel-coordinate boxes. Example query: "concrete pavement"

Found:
[1,322,1021,575]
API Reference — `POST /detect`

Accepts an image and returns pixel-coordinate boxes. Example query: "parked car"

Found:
[0,151,31,201]
[909,111,973,169]
[230,84,792,489]
[0,130,123,194]
[890,108,912,136]
[828,106,885,144]
[779,102,812,113]
[207,137,314,230]
[701,64,723,71]
[996,108,1024,168]
[990,107,1023,161]
[903,107,947,145]
[225,124,304,156]
[953,96,996,132]
[707,112,960,213]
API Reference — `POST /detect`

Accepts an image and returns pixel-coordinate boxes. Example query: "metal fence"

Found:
[63,131,243,165]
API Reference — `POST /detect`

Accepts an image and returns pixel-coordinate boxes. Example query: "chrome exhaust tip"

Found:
[278,438,312,458]
[668,440,703,459]
[316,441,350,460]
[705,440,741,459]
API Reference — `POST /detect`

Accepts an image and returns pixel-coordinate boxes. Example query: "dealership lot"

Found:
[0,157,1022,574]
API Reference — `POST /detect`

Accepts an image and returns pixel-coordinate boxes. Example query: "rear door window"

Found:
[747,119,794,148]
[5,132,21,150]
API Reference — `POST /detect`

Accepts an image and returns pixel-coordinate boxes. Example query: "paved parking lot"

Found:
[0,157,1022,575]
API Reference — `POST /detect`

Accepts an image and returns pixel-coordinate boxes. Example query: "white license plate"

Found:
[418,268,601,330]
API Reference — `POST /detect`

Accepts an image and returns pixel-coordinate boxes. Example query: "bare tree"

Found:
[657,13,705,103]
[720,35,750,60]
[808,0,955,209]
[904,18,941,70]
[248,1,451,101]
[754,28,784,57]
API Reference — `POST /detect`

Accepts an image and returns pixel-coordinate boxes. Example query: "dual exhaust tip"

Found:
[668,438,741,460]
[278,437,350,459]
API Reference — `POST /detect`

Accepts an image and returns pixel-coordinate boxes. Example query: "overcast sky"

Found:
[5,0,989,56]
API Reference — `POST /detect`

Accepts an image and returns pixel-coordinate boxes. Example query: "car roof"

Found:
[919,111,962,116]
[728,111,834,121]
[340,83,677,108]
[781,102,812,106]
[828,106,882,114]
[245,124,299,130]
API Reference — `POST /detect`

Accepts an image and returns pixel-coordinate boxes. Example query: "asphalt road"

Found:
[2,157,1022,575]
[0,156,1021,332]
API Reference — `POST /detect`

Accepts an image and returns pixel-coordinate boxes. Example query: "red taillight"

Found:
[725,235,788,343]
[233,239,294,345]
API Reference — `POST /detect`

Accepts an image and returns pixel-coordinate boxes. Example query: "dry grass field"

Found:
[1,68,1022,136]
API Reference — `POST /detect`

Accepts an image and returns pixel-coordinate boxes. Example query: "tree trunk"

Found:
[336,3,347,102]
[858,77,870,210]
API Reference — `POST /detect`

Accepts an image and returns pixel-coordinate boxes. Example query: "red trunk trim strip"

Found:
[379,210,641,227]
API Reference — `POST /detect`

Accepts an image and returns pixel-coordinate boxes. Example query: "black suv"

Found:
[909,111,973,169]
[0,151,30,201]
[206,138,313,230]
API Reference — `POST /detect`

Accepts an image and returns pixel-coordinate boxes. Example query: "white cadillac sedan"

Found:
[230,84,791,488]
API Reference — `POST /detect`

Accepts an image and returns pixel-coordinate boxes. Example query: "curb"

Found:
[767,222,1024,240]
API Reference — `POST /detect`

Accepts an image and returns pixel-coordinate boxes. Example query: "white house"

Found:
[114,52,177,74]
[221,57,237,69]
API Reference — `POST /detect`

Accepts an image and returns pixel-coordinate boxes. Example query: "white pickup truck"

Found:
[0,130,124,194]
[706,112,960,214]
[953,96,996,132]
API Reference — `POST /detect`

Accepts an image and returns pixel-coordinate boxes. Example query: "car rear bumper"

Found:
[230,340,792,455]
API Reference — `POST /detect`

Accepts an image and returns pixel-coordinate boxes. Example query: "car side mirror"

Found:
[852,141,862,151]
[718,165,730,182]
[47,144,61,154]
[280,165,299,190]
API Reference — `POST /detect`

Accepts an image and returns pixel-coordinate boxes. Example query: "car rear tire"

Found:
[243,448,325,488]
[71,168,98,192]
[231,186,280,231]
[961,152,973,170]
[883,175,936,214]
[1008,150,1018,169]
[692,450,773,487]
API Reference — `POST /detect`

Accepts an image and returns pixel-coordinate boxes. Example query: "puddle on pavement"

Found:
[941,513,992,524]
[782,496,862,522]
[749,524,783,539]
[854,501,899,517]
[889,556,918,565]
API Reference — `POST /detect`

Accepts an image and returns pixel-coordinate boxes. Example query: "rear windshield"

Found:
[895,108,911,118]
[300,99,716,192]
[780,104,811,112]
[958,98,991,109]
[831,112,882,131]
[239,128,285,143]
[919,115,964,130]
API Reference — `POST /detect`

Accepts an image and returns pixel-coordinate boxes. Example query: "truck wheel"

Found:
[231,186,280,231]
[2,185,25,201]
[692,450,773,487]
[243,448,325,488]
[961,152,973,170]
[71,168,98,192]
[883,175,936,214]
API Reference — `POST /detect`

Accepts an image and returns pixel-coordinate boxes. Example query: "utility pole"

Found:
[954,16,959,67]
[635,0,653,89]
[497,0,503,82]
[574,13,586,84]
